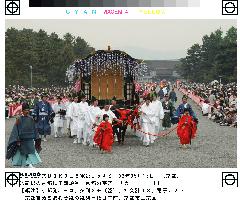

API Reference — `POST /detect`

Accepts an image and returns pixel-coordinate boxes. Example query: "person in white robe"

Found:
[150,92,164,142]
[85,96,102,147]
[77,94,89,145]
[162,86,168,96]
[100,100,122,129]
[69,96,79,143]
[101,104,117,123]
[64,96,73,137]
[201,100,210,116]
[52,96,66,138]
[140,95,155,147]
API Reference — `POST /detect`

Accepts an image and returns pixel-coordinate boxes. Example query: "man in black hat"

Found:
[169,88,177,106]
[32,93,55,142]
[7,102,42,168]
[52,96,66,138]
[162,94,175,130]
[110,96,121,144]
[172,95,197,124]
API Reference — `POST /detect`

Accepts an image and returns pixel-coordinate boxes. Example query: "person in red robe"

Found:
[93,114,114,153]
[177,108,197,148]
[116,107,132,144]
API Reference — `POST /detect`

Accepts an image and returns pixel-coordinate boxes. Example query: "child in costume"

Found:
[177,108,197,149]
[93,114,114,153]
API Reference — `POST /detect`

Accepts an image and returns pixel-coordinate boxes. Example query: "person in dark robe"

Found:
[6,103,42,168]
[177,108,197,149]
[116,107,132,145]
[32,93,55,141]
[93,114,114,153]
[169,88,177,106]
[162,94,175,130]
[110,96,121,143]
[172,95,198,124]
[158,88,165,101]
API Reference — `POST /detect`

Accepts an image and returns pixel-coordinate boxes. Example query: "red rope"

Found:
[131,122,177,138]
[113,119,178,138]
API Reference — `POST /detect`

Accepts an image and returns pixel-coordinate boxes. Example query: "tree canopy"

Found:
[176,27,237,83]
[5,28,94,87]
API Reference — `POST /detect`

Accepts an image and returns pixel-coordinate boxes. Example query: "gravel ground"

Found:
[5,91,237,168]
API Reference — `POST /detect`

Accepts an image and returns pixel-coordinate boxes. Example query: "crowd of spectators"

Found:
[5,85,72,117]
[179,81,237,127]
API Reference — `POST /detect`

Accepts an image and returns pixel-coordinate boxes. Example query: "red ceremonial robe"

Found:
[177,115,197,145]
[93,121,114,152]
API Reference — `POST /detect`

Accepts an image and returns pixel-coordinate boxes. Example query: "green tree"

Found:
[176,27,236,83]
[5,28,95,87]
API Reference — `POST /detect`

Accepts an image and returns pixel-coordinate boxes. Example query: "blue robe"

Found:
[158,89,165,99]
[32,101,54,135]
[7,116,41,166]
[172,103,196,124]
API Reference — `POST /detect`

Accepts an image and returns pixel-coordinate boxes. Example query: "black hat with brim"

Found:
[112,96,117,101]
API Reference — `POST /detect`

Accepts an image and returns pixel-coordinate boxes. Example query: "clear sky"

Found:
[6,19,236,60]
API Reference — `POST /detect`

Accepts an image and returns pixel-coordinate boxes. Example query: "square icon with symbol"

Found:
[222,172,238,187]
[5,172,21,187]
[222,0,238,15]
[5,0,20,15]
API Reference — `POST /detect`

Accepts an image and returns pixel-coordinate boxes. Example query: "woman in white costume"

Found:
[140,95,155,147]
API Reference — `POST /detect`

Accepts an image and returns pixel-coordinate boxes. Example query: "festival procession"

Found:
[5,20,237,168]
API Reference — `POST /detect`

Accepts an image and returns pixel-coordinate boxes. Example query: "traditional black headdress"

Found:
[183,108,190,113]
[91,96,97,103]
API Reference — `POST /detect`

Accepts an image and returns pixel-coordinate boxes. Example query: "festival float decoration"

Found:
[66,46,148,106]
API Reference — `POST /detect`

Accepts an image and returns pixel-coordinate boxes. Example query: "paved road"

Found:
[5,91,237,168]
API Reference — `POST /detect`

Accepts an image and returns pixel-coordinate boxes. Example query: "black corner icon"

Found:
[222,172,238,187]
[222,0,238,15]
[5,172,21,187]
[5,0,20,15]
